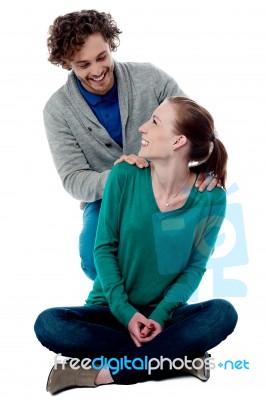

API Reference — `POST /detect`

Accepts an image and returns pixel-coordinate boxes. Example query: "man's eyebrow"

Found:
[74,51,107,64]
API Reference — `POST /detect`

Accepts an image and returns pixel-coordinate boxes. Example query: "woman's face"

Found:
[138,101,178,161]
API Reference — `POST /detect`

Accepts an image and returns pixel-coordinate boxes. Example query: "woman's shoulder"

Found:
[206,187,227,214]
[106,162,148,194]
[196,185,226,207]
[110,161,149,179]
[211,186,227,203]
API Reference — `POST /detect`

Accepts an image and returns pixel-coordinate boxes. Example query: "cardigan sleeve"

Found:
[149,189,227,327]
[43,97,110,202]
[93,164,138,327]
[151,64,187,102]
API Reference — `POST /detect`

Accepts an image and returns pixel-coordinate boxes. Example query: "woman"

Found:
[34,97,237,393]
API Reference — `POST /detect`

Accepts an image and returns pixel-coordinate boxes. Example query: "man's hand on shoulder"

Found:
[195,172,222,192]
[114,154,149,169]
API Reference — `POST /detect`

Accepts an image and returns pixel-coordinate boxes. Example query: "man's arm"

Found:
[152,64,187,102]
[44,103,110,202]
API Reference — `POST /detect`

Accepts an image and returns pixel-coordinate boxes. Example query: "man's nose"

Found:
[90,64,103,77]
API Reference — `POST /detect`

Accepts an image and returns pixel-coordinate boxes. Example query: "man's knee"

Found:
[79,202,100,280]
[80,260,97,280]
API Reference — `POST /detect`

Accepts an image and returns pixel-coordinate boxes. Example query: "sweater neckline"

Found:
[145,167,197,214]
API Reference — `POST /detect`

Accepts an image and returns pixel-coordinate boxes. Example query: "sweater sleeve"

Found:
[151,64,187,102]
[149,189,226,327]
[94,164,138,327]
[43,99,110,202]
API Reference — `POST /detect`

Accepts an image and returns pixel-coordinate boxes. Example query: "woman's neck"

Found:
[150,161,195,211]
[151,161,190,195]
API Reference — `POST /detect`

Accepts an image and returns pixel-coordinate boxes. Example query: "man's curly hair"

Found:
[47,10,122,70]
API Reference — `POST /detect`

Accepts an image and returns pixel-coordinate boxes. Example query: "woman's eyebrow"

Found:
[153,114,161,122]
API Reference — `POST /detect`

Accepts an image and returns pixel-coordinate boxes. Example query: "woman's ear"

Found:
[172,135,187,149]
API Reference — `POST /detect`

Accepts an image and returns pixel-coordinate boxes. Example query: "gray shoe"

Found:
[182,352,211,381]
[46,361,100,394]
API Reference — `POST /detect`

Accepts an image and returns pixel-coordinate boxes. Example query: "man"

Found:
[44,9,217,279]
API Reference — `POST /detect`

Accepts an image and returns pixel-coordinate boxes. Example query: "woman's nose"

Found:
[139,121,148,134]
[138,125,144,134]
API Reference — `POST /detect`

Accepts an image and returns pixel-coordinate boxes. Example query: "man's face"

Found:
[69,32,115,96]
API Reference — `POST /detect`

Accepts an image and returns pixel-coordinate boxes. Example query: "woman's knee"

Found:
[212,298,238,334]
[34,308,62,345]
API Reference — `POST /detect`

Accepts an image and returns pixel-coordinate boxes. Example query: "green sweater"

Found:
[86,163,226,328]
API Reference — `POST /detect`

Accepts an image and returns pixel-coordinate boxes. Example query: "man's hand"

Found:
[195,172,222,192]
[114,154,149,169]
[128,313,162,347]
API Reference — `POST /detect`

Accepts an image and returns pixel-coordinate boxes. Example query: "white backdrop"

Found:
[0,0,265,399]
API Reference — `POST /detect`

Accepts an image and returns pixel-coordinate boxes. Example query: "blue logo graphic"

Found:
[190,183,248,301]
[218,359,250,370]
[151,181,249,301]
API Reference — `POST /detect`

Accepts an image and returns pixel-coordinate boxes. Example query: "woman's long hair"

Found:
[168,96,228,188]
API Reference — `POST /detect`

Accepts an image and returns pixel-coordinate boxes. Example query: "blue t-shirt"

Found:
[77,78,123,147]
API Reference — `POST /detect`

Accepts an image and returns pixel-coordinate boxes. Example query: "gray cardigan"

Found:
[43,61,185,204]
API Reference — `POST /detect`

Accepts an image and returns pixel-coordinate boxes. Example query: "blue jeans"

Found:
[79,200,102,280]
[34,299,237,384]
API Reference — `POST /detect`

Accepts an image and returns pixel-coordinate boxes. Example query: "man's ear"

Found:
[64,60,72,71]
